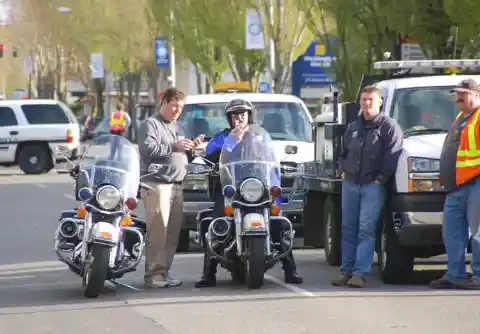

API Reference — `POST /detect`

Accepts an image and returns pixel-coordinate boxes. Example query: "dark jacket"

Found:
[338,114,403,185]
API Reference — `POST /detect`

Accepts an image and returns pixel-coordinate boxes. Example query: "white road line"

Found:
[63,194,75,200]
[0,267,67,276]
[0,261,62,271]
[0,275,35,280]
[35,183,46,188]
[0,291,303,315]
[264,274,315,297]
[0,280,77,290]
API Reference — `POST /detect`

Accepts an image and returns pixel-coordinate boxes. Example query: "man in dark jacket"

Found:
[331,85,403,288]
[194,98,303,288]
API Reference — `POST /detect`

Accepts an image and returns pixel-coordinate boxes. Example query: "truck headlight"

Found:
[408,157,440,172]
[184,174,207,191]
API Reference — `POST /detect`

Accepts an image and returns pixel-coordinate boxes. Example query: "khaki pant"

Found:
[142,182,184,282]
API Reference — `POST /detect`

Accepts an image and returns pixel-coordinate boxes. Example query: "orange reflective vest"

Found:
[455,108,480,185]
[109,112,126,132]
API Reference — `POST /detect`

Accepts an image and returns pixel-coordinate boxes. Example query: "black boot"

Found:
[282,252,303,284]
[195,249,218,288]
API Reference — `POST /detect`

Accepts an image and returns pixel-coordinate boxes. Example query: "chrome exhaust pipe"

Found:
[209,217,230,238]
[58,218,84,238]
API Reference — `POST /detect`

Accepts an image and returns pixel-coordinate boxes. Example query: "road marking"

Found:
[0,267,67,276]
[0,291,304,315]
[264,274,315,297]
[35,183,46,188]
[64,194,75,200]
[0,275,35,280]
[0,280,77,290]
[0,261,62,271]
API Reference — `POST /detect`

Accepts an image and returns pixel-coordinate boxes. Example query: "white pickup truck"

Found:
[301,59,480,284]
[0,99,81,174]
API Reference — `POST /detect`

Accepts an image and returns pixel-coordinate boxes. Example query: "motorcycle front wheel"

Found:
[83,244,110,298]
[245,237,266,289]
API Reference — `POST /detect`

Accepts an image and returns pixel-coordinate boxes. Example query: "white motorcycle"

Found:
[54,134,157,298]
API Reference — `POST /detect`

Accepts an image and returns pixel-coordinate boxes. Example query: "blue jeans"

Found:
[443,178,480,282]
[340,180,386,276]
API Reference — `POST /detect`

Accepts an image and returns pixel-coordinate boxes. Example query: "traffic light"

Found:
[12,47,18,57]
[0,44,3,58]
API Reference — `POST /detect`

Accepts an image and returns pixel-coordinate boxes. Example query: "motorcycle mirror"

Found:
[285,145,298,155]
[148,163,163,173]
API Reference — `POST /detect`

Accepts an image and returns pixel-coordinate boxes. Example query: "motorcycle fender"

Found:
[243,213,268,235]
[89,222,119,245]
[59,210,77,221]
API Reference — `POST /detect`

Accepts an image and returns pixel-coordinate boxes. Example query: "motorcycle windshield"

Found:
[219,124,280,188]
[79,134,140,198]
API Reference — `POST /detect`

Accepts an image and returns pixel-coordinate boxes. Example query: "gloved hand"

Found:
[69,165,80,178]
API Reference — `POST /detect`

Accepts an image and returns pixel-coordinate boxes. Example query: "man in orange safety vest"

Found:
[433,79,480,290]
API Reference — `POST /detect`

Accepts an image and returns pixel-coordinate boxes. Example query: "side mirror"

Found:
[148,163,163,173]
[285,145,298,155]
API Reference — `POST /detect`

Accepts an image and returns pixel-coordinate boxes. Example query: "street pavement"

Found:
[0,169,479,333]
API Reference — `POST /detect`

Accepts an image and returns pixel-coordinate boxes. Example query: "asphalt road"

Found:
[0,168,479,334]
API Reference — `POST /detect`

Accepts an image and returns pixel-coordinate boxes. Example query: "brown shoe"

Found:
[347,275,366,288]
[331,273,352,286]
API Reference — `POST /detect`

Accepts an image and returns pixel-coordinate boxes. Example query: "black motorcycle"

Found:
[195,124,296,289]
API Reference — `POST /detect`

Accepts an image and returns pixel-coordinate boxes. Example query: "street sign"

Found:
[291,40,337,97]
[90,53,104,78]
[258,81,271,93]
[155,37,169,68]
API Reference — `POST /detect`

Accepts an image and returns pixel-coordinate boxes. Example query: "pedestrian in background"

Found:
[431,79,480,290]
[138,87,203,289]
[332,85,403,288]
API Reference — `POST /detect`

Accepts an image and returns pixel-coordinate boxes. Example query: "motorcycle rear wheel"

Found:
[245,237,266,289]
[83,244,110,298]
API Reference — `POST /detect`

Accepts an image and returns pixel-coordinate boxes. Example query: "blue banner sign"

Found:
[155,37,169,68]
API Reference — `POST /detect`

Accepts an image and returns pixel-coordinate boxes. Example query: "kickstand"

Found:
[110,279,142,292]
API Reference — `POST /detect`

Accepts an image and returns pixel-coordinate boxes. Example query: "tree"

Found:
[256,0,313,93]
[149,0,230,91]
[299,0,419,100]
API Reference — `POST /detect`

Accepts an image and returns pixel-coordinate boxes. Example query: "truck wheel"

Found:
[17,145,53,175]
[323,196,341,266]
[176,230,190,253]
[378,222,414,284]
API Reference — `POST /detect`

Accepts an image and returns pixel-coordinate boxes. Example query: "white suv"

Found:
[0,99,81,174]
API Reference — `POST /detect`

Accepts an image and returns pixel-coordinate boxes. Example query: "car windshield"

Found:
[178,101,312,142]
[391,86,457,134]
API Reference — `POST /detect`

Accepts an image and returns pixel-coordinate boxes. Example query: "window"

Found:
[179,101,312,142]
[0,107,18,127]
[21,104,71,125]
[391,86,457,131]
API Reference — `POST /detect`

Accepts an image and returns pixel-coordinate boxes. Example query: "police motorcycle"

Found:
[54,134,157,298]
[196,124,296,289]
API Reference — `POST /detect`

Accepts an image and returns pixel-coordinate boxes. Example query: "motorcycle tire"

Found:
[245,237,266,289]
[83,244,110,298]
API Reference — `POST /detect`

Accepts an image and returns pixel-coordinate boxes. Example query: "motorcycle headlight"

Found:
[239,178,264,202]
[96,185,121,210]
[408,157,440,172]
